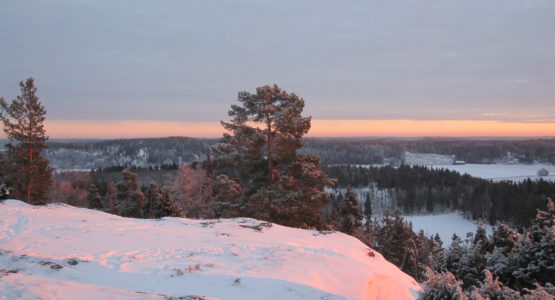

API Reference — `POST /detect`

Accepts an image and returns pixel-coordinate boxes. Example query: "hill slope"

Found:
[0,200,420,300]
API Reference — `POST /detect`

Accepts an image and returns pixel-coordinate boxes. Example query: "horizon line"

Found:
[1,119,554,139]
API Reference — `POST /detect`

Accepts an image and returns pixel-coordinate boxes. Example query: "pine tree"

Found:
[212,85,334,229]
[0,78,52,204]
[115,169,144,218]
[87,183,103,210]
[213,175,243,218]
[264,154,334,229]
[221,84,311,181]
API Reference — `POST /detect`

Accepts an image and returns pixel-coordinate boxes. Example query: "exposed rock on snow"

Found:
[0,200,420,300]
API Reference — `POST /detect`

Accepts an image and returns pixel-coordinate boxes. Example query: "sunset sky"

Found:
[1,0,554,138]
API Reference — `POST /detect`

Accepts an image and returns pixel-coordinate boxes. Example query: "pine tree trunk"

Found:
[266,114,273,182]
[26,147,33,203]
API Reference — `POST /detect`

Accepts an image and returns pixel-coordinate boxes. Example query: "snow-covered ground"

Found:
[404,152,454,166]
[404,213,492,246]
[430,163,555,182]
[0,200,420,300]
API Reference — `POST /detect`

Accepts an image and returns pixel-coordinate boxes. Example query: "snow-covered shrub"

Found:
[418,267,467,300]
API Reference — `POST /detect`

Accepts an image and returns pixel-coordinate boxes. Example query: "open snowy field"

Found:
[404,213,492,245]
[430,163,555,182]
[0,200,420,300]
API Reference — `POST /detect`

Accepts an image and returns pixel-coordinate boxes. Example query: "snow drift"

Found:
[0,200,419,300]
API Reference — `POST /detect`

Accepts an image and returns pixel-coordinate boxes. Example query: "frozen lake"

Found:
[404,213,492,246]
[430,163,555,182]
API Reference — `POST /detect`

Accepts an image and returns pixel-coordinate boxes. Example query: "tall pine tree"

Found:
[0,78,52,204]
[212,85,334,229]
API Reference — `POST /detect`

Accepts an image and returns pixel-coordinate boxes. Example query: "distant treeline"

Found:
[324,165,555,227]
[403,138,555,164]
[45,137,215,169]
[38,137,555,169]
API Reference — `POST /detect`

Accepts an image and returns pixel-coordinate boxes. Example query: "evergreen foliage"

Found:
[0,78,52,204]
[115,169,144,218]
[87,184,103,210]
[213,175,243,218]
[212,85,334,229]
[144,181,181,218]
[325,164,555,227]
[419,268,467,300]
[339,186,363,234]
[364,193,373,224]
[430,198,555,297]
[469,270,520,300]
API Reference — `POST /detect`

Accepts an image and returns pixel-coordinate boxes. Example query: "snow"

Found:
[0,200,420,300]
[404,152,454,166]
[430,163,555,182]
[404,213,492,246]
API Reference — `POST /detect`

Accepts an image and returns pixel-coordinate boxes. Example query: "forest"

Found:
[325,164,555,227]
[1,80,554,299]
[36,136,555,170]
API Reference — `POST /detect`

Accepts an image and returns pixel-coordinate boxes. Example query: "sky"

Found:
[1,0,555,138]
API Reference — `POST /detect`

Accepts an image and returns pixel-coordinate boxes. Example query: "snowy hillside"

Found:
[0,200,420,300]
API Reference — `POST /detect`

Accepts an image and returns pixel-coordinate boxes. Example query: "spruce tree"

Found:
[87,183,103,210]
[511,198,555,291]
[364,193,373,224]
[419,267,467,300]
[470,270,520,300]
[340,186,363,234]
[0,78,52,204]
[115,169,144,218]
[145,181,181,218]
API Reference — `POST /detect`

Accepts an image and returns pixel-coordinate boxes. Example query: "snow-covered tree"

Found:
[419,267,467,300]
[492,222,519,255]
[470,269,520,300]
[522,283,555,300]
[510,199,555,291]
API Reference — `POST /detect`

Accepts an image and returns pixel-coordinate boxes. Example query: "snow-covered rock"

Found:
[0,200,420,300]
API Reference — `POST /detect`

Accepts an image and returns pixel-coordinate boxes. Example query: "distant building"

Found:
[454,160,466,165]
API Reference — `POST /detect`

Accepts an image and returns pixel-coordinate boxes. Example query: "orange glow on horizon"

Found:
[0,119,553,139]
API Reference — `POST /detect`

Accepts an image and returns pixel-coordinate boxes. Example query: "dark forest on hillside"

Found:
[325,165,555,227]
